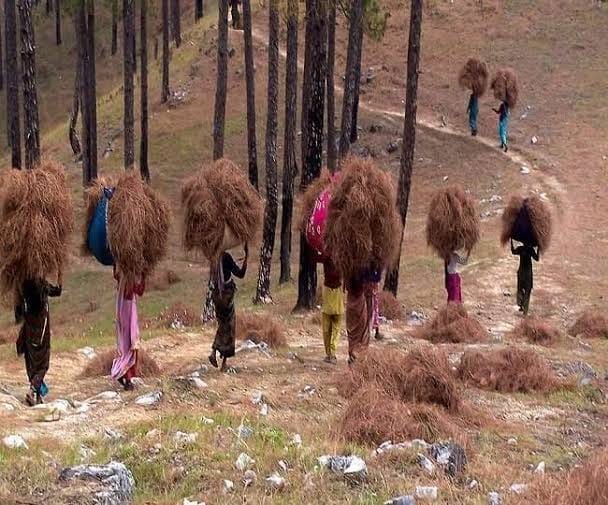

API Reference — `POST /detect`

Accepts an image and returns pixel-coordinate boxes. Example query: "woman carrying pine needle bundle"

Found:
[15,277,62,406]
[511,240,538,315]
[491,68,518,153]
[111,268,145,391]
[458,58,488,137]
[493,101,510,152]
[209,244,248,371]
[444,250,468,304]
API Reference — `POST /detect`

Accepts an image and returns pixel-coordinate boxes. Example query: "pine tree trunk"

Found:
[338,0,363,159]
[242,0,258,190]
[326,2,337,172]
[139,0,149,181]
[384,0,423,296]
[75,2,90,184]
[69,54,81,157]
[254,0,279,304]
[295,0,327,311]
[87,0,97,180]
[111,0,117,56]
[195,0,203,21]
[161,0,169,102]
[213,0,228,160]
[45,0,51,14]
[5,0,21,168]
[279,0,298,284]
[18,0,41,170]
[230,0,240,29]
[299,1,312,184]
[132,17,136,75]
[0,18,3,92]
[153,35,158,60]
[123,0,135,169]
[54,0,61,44]
[350,27,363,143]
[171,0,181,48]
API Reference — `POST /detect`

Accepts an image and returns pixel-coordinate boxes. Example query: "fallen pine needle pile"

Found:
[415,303,489,344]
[511,317,561,346]
[236,311,287,348]
[81,349,161,378]
[378,291,403,321]
[456,347,560,393]
[158,303,200,329]
[569,311,608,339]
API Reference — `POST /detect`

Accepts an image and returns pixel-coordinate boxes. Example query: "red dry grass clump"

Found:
[512,317,561,346]
[236,311,287,348]
[456,347,560,393]
[569,311,608,339]
[416,303,489,343]
[378,291,403,321]
[158,302,199,328]
[81,349,161,378]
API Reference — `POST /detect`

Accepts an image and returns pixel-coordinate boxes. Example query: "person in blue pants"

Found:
[467,93,479,136]
[493,101,509,152]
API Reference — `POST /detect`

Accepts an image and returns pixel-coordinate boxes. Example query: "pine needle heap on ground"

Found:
[512,317,561,346]
[81,349,161,378]
[415,303,489,343]
[236,311,287,348]
[569,311,608,339]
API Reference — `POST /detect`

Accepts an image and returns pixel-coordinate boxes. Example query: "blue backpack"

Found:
[87,187,115,266]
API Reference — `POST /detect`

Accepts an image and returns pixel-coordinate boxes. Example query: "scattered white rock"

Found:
[507,437,518,446]
[415,486,438,501]
[468,479,479,490]
[243,469,257,487]
[223,479,234,493]
[318,455,367,480]
[174,432,198,446]
[146,429,160,439]
[135,391,162,406]
[237,424,254,440]
[488,491,502,505]
[33,399,72,414]
[278,460,289,472]
[299,385,316,398]
[78,445,97,460]
[183,499,205,505]
[189,378,208,390]
[266,472,287,491]
[520,166,530,174]
[3,435,28,450]
[86,391,120,404]
[202,416,215,425]
[59,461,135,505]
[385,496,416,505]
[1,403,15,412]
[260,403,270,416]
[531,136,538,144]
[509,483,528,495]
[78,346,97,359]
[443,175,449,182]
[235,452,255,471]
[534,461,546,475]
[417,453,436,475]
[290,433,302,448]
[103,427,124,440]
[251,390,264,405]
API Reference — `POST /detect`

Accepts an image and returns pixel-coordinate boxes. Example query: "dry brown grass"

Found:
[158,302,199,328]
[0,160,74,295]
[500,195,525,246]
[378,291,402,321]
[299,168,332,232]
[569,311,608,339]
[458,58,489,97]
[457,347,560,393]
[148,269,182,291]
[500,195,552,252]
[415,303,489,343]
[491,68,518,108]
[80,349,161,378]
[512,317,561,346]
[426,185,479,259]
[513,449,608,505]
[236,311,287,348]
[324,157,400,279]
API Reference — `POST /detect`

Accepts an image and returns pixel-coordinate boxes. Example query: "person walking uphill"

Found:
[209,244,248,371]
[493,101,510,152]
[467,93,479,136]
[511,240,539,315]
[15,277,62,406]
[112,268,145,391]
[445,250,468,304]
[322,260,343,364]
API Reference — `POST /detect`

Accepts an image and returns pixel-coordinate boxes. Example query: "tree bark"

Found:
[68,53,81,157]
[123,0,135,169]
[111,0,117,56]
[254,0,279,304]
[295,0,327,311]
[171,0,181,48]
[326,1,336,172]
[195,0,203,21]
[212,0,228,160]
[5,0,21,168]
[18,0,40,170]
[0,15,3,92]
[242,0,258,190]
[54,0,61,45]
[139,0,149,181]
[350,26,363,143]
[279,0,298,284]
[338,0,363,159]
[45,0,51,14]
[87,0,97,179]
[299,0,312,184]
[161,0,169,102]
[230,0,240,29]
[75,1,90,184]
[384,0,423,295]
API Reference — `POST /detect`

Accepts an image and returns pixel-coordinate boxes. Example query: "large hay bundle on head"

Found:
[0,160,74,295]
[82,176,117,256]
[323,157,400,280]
[181,158,262,261]
[300,168,332,232]
[500,195,552,252]
[426,185,480,259]
[107,172,170,283]
[416,303,489,343]
[458,58,489,97]
[491,68,518,108]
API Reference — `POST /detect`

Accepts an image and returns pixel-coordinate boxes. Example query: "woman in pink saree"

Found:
[111,268,145,391]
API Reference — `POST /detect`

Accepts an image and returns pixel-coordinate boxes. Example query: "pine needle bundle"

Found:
[491,68,519,108]
[500,195,552,252]
[458,58,489,97]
